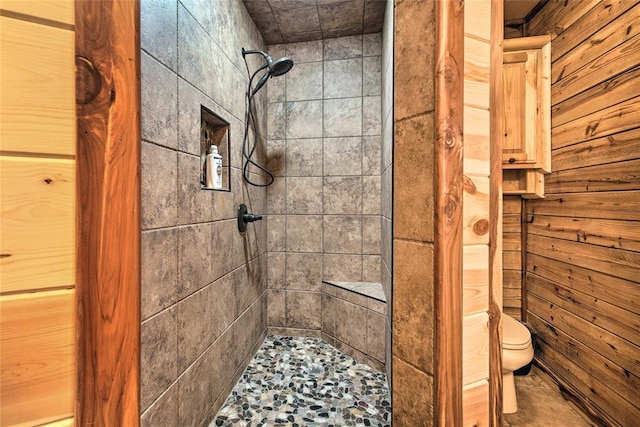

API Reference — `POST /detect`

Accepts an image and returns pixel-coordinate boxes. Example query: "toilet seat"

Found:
[503,315,531,350]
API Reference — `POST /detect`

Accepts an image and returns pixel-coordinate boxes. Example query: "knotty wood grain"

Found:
[75,1,140,425]
[434,0,464,424]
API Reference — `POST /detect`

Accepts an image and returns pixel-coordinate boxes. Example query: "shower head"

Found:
[242,48,294,95]
[270,57,294,76]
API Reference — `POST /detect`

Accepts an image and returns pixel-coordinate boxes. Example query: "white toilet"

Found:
[502,314,534,414]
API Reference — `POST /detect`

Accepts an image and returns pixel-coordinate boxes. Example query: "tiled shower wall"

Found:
[139,1,268,425]
[265,35,383,336]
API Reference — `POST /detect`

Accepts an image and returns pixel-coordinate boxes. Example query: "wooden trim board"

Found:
[75,1,141,424]
[434,0,464,424]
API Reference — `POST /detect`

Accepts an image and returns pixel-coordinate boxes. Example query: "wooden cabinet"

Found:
[502,35,551,198]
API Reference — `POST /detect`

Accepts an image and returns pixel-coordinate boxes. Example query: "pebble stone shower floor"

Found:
[211,335,391,427]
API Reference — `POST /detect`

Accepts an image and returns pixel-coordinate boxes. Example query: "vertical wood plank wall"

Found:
[524,1,640,425]
[502,196,522,320]
[0,0,76,425]
[462,0,496,425]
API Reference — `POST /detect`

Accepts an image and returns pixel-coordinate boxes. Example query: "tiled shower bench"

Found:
[321,281,387,372]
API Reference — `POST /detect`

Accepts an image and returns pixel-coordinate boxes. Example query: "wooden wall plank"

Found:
[526,0,601,40]
[502,250,520,270]
[551,3,640,84]
[528,312,640,408]
[548,0,638,61]
[551,34,640,104]
[75,1,141,425]
[551,66,640,128]
[464,107,491,175]
[545,158,640,193]
[463,245,490,315]
[462,312,490,385]
[527,191,640,220]
[0,156,75,293]
[0,16,75,156]
[552,96,640,149]
[463,175,490,245]
[552,128,640,171]
[0,290,75,425]
[526,253,640,315]
[527,292,640,378]
[463,380,489,427]
[528,214,640,252]
[464,38,490,109]
[536,339,640,426]
[503,270,521,290]
[527,233,640,282]
[0,0,74,26]
[528,274,640,344]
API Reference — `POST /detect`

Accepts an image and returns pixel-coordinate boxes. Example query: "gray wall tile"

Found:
[286,61,323,101]
[287,290,321,329]
[363,96,382,136]
[324,58,362,98]
[177,286,214,370]
[142,229,178,320]
[324,98,362,137]
[324,35,362,60]
[141,142,178,229]
[323,137,362,176]
[286,215,323,252]
[141,383,179,427]
[286,100,323,138]
[177,223,213,299]
[285,252,323,291]
[267,289,286,326]
[363,56,382,96]
[323,176,362,215]
[323,216,362,254]
[141,307,178,410]
[286,138,323,176]
[141,0,177,70]
[286,40,323,63]
[142,53,178,148]
[286,177,323,214]
[178,350,213,426]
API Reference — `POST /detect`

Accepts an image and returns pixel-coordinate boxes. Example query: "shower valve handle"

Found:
[243,213,262,223]
[237,204,262,232]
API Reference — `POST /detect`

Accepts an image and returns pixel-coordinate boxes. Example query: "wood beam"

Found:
[75,1,141,425]
[434,0,464,424]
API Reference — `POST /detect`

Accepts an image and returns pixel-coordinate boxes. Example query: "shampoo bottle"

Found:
[206,145,223,189]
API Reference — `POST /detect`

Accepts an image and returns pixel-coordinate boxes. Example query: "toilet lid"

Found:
[503,315,531,350]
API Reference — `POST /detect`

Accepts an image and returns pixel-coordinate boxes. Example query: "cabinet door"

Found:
[503,50,538,166]
[502,35,551,173]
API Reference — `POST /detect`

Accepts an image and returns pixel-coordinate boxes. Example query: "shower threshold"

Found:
[212,335,391,427]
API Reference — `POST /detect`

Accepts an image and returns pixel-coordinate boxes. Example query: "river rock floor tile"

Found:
[212,335,391,427]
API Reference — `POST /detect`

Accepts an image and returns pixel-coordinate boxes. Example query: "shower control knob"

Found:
[237,204,262,232]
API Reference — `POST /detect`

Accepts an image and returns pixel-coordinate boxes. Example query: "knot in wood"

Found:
[442,127,458,149]
[463,176,476,194]
[443,194,458,222]
[473,219,489,236]
[76,55,102,105]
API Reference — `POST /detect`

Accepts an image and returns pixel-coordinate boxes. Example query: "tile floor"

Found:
[504,369,595,427]
[212,335,391,427]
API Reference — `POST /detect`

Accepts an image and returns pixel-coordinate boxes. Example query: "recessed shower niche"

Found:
[200,105,230,192]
